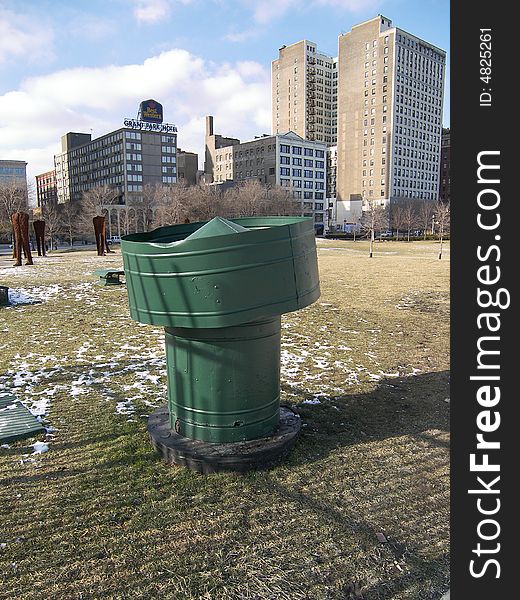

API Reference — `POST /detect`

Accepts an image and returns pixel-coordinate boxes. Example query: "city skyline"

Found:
[0,0,449,184]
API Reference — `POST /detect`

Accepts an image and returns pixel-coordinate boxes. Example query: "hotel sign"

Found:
[123,119,177,133]
[139,99,163,123]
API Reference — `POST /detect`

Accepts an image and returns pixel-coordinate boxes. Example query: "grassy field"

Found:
[0,239,450,600]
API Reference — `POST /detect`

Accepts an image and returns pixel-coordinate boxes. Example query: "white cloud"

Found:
[314,0,381,11]
[133,0,172,23]
[223,28,258,43]
[0,6,55,65]
[253,0,296,24]
[252,0,381,24]
[0,49,271,181]
[68,14,117,41]
[131,0,195,24]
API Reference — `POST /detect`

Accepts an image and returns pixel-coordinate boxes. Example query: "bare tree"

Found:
[59,202,79,246]
[130,184,163,232]
[41,204,62,251]
[0,179,29,239]
[224,180,268,217]
[185,184,227,222]
[360,198,388,258]
[155,182,190,226]
[391,203,406,241]
[435,201,450,260]
[418,200,435,240]
[401,200,419,242]
[265,186,301,216]
[78,185,118,237]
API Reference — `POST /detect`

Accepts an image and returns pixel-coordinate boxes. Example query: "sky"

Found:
[0,0,450,183]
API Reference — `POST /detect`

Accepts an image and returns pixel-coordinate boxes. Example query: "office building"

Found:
[204,116,240,183]
[334,15,445,223]
[35,170,58,208]
[325,146,361,230]
[206,117,327,225]
[177,149,199,186]
[0,160,28,196]
[272,41,337,145]
[54,125,177,205]
[439,127,450,202]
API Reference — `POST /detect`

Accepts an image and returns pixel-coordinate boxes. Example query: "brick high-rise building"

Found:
[335,15,445,223]
[35,169,58,208]
[272,40,337,145]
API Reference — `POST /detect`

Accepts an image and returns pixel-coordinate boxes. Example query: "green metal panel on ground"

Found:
[0,394,45,444]
[121,216,320,443]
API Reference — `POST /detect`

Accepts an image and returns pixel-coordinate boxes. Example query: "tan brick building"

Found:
[205,117,327,225]
[272,40,337,146]
[336,15,446,223]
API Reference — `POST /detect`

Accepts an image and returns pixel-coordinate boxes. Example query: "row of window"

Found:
[280,168,325,179]
[280,179,325,190]
[279,145,325,158]
[280,156,324,168]
[292,190,325,200]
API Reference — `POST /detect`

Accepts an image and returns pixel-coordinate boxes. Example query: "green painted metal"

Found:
[92,269,125,286]
[0,394,45,444]
[165,316,281,442]
[121,216,320,328]
[121,216,320,443]
[0,286,9,306]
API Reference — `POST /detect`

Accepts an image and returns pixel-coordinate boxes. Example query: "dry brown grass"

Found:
[0,239,449,600]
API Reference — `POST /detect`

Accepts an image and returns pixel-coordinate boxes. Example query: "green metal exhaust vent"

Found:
[121,216,320,449]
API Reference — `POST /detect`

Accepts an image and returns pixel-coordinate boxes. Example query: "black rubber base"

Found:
[147,405,301,473]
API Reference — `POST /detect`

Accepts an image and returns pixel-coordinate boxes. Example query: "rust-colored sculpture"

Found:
[33,220,46,257]
[11,212,33,266]
[93,215,113,256]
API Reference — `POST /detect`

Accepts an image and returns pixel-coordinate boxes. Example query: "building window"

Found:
[292,146,302,155]
[280,144,290,153]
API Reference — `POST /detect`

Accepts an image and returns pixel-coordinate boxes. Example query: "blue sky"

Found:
[0,0,449,180]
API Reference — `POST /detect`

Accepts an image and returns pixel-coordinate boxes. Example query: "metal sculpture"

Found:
[92,215,113,256]
[11,212,33,266]
[33,220,46,257]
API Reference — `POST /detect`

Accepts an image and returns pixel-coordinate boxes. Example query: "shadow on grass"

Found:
[260,476,449,599]
[282,369,449,464]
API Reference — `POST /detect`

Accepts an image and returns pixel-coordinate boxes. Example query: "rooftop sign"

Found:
[123,119,177,133]
[139,99,163,123]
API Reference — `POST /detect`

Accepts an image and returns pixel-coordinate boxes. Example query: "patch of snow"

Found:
[31,442,49,454]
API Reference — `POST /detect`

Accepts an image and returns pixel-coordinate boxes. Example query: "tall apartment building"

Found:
[439,127,450,202]
[35,169,58,208]
[335,15,445,223]
[55,127,177,205]
[206,117,327,225]
[272,41,338,145]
